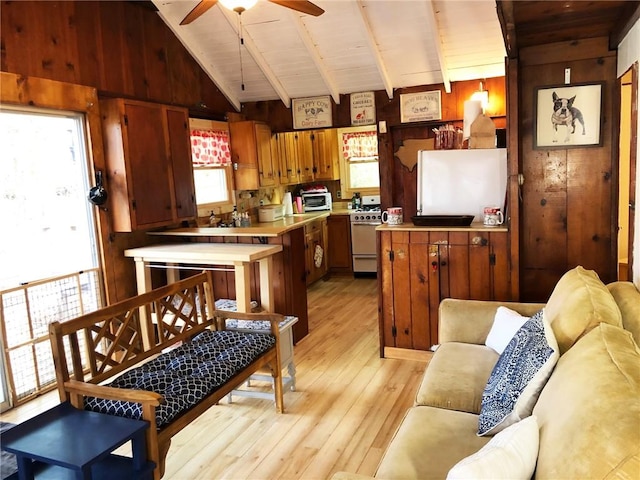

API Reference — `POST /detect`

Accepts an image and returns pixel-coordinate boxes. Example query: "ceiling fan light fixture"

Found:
[219,0,258,13]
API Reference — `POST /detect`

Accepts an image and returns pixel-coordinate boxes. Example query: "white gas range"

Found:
[349,195,381,274]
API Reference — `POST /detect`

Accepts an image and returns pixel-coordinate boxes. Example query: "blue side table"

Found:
[1,402,154,480]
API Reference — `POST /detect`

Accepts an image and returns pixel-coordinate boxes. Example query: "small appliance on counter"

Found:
[283,191,294,216]
[258,204,284,223]
[300,185,332,212]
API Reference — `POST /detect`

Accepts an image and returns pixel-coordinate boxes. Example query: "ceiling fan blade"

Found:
[180,0,219,25]
[268,0,325,16]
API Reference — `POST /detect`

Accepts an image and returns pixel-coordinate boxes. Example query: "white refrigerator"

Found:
[416,148,508,222]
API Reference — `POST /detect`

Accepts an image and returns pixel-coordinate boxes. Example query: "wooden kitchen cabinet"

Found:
[296,131,315,184]
[312,129,340,181]
[100,98,196,232]
[305,218,328,285]
[378,229,510,357]
[273,132,299,185]
[229,121,277,189]
[327,214,352,274]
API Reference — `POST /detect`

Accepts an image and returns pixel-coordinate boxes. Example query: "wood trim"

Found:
[383,347,432,362]
[506,57,520,300]
[628,62,638,280]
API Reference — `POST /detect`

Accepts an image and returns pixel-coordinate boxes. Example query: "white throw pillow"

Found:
[478,310,559,436]
[447,416,539,480]
[485,306,529,354]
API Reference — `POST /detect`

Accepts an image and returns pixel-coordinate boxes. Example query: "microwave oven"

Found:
[302,192,332,212]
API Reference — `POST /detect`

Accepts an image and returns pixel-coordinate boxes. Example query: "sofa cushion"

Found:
[544,266,622,354]
[485,306,529,354]
[533,323,640,479]
[447,416,539,480]
[375,406,490,480]
[415,342,498,414]
[478,311,558,436]
[607,281,640,346]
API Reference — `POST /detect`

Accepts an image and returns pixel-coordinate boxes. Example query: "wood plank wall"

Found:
[517,37,619,300]
[0,0,233,115]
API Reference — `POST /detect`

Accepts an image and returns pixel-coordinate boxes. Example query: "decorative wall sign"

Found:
[534,82,603,149]
[350,92,376,126]
[400,91,442,123]
[292,96,332,129]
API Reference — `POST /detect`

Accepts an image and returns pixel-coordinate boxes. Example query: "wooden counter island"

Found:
[149,212,331,342]
[377,222,512,360]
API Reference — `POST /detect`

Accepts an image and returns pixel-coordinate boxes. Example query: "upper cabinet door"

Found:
[166,107,196,220]
[229,121,277,190]
[296,131,314,184]
[255,122,278,187]
[312,129,340,180]
[100,99,196,232]
[122,102,174,227]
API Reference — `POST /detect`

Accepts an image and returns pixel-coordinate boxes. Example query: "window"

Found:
[338,126,379,199]
[190,119,233,216]
[0,106,103,407]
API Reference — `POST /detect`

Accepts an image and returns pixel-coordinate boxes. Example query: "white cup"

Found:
[483,206,504,226]
[382,207,403,226]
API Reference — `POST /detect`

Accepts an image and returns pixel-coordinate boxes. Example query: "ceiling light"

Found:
[219,0,258,14]
[470,81,489,111]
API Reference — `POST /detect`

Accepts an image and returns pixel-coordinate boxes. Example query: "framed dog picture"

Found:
[534,82,603,149]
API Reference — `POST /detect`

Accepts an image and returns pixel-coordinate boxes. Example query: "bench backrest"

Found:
[49,272,215,401]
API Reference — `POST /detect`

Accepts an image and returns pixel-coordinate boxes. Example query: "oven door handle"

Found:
[352,222,382,226]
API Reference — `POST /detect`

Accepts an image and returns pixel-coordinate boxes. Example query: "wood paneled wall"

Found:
[0,1,233,115]
[517,37,618,301]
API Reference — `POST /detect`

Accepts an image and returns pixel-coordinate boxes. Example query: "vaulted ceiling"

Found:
[152,0,507,111]
[151,1,640,112]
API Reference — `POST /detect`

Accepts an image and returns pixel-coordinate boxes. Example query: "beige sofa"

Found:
[333,267,640,479]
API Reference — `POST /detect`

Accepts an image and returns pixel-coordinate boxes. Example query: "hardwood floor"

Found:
[1,275,429,480]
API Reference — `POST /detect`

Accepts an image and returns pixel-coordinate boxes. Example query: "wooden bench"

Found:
[49,271,284,480]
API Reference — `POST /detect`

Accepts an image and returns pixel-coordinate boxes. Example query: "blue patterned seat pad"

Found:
[84,330,275,427]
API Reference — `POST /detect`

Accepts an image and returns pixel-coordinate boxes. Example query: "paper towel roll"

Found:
[463,100,483,140]
[283,191,293,216]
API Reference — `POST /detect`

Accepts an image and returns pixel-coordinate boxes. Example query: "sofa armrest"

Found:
[438,299,546,345]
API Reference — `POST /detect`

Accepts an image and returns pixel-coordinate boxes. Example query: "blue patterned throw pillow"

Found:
[478,310,559,436]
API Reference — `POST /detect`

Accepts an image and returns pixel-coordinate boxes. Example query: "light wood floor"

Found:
[1,276,429,480]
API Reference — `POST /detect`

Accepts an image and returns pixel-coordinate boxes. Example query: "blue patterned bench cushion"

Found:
[84,330,275,427]
[214,298,296,331]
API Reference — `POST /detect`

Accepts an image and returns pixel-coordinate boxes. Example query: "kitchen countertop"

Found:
[150,211,331,238]
[376,222,508,232]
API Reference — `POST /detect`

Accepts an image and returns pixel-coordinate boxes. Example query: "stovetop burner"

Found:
[353,206,381,213]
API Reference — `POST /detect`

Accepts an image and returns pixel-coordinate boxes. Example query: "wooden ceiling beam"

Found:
[356,0,394,100]
[610,1,640,49]
[496,0,518,59]
[424,0,451,94]
[289,12,341,105]
[219,7,292,108]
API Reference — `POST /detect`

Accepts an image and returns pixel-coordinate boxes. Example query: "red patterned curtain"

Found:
[342,131,378,160]
[191,129,231,166]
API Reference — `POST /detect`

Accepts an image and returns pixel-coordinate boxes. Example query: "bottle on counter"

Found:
[232,206,240,227]
[352,192,361,210]
[208,211,217,227]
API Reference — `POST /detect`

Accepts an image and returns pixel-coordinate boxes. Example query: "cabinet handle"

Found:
[440,260,447,266]
[431,261,438,271]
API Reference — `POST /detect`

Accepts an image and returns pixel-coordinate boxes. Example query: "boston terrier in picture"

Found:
[551,92,585,143]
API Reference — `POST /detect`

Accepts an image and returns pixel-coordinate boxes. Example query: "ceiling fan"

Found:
[180,0,325,25]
